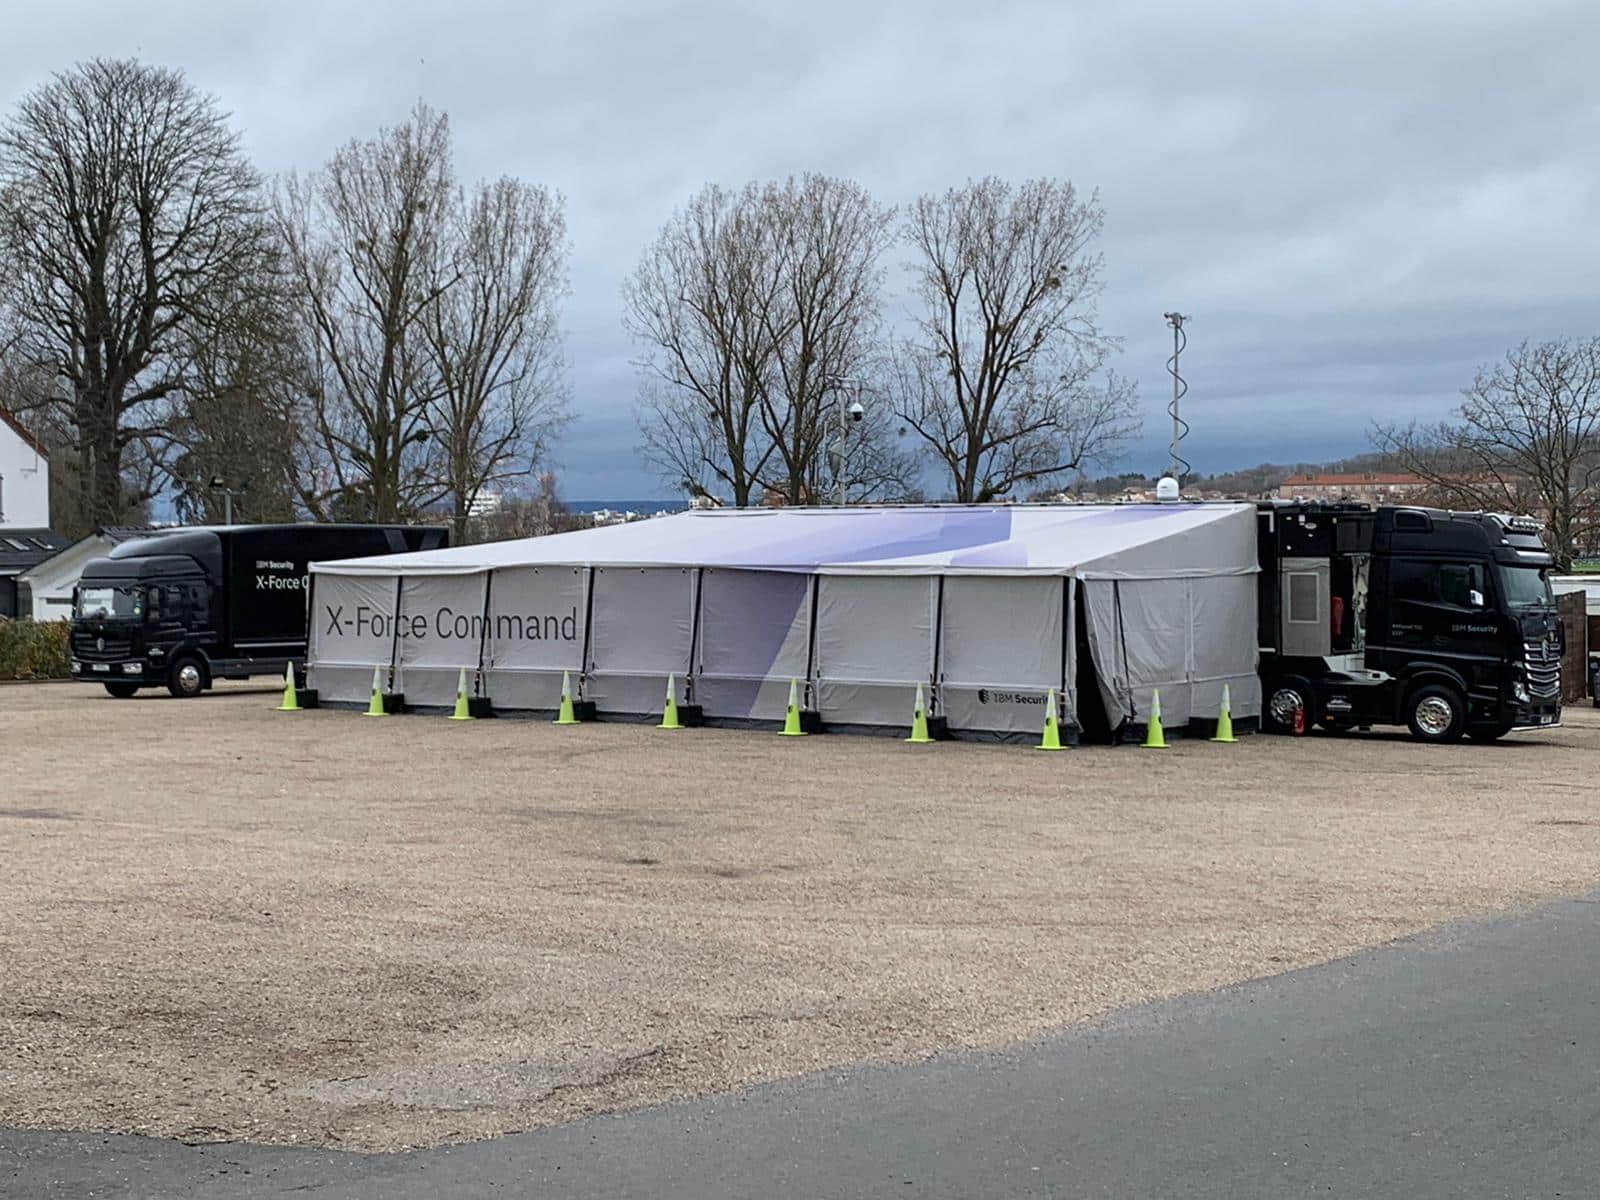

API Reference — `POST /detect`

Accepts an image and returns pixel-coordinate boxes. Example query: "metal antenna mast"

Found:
[1162,311,1190,480]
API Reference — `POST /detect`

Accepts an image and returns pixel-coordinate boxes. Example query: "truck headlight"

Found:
[122,662,142,674]
[1512,679,1529,703]
[70,660,81,672]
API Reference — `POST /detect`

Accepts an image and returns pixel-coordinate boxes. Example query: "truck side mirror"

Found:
[1469,589,1484,608]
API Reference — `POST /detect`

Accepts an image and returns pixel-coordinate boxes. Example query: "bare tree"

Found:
[1374,337,1600,568]
[755,175,895,504]
[894,177,1137,502]
[425,177,569,542]
[276,102,452,522]
[166,255,304,523]
[0,58,269,529]
[627,183,780,506]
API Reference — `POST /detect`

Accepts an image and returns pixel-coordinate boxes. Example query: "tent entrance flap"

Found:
[586,566,696,715]
[937,575,1067,734]
[694,569,812,721]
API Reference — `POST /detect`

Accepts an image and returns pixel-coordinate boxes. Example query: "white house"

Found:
[0,407,49,528]
[16,526,157,621]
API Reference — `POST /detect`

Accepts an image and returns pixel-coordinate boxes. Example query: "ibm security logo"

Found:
[977,688,1047,705]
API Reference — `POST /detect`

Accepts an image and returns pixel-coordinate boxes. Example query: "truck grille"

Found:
[72,631,132,659]
[1523,636,1561,699]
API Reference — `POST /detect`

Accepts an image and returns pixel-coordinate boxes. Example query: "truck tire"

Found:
[1405,683,1466,743]
[167,655,207,699]
[1264,676,1313,734]
[103,682,140,699]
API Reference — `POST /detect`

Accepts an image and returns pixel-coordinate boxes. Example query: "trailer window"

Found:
[1286,572,1321,623]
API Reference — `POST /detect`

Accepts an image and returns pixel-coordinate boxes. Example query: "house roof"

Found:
[0,528,70,573]
[0,407,47,460]
[15,525,159,580]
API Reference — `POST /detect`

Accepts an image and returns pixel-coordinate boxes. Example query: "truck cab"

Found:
[71,524,447,698]
[1258,504,1561,742]
[71,533,218,698]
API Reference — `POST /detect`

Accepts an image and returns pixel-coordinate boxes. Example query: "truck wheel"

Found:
[1405,684,1466,743]
[167,656,207,699]
[1264,676,1313,734]
[103,682,140,699]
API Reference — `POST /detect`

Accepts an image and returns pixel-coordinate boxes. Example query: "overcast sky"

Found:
[8,0,1598,497]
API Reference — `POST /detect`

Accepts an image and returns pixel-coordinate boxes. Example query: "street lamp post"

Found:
[208,476,246,524]
[828,378,867,505]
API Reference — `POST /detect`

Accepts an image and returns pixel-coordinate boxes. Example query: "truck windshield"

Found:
[76,585,144,621]
[1497,565,1554,609]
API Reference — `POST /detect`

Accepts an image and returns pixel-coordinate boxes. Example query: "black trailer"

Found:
[1257,503,1562,742]
[70,524,447,697]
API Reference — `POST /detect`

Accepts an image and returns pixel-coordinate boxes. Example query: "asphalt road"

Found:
[6,893,1598,1199]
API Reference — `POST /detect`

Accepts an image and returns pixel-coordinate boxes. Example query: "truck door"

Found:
[1385,558,1501,671]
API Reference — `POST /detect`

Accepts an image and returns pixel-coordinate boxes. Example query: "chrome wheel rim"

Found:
[1415,695,1453,737]
[177,664,202,693]
[1269,687,1304,726]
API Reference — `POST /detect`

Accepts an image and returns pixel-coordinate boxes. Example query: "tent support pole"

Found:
[388,576,404,692]
[475,570,493,697]
[1062,576,1073,720]
[579,567,596,698]
[1113,580,1136,723]
[804,575,820,710]
[303,572,317,687]
[931,576,945,715]
[686,568,704,701]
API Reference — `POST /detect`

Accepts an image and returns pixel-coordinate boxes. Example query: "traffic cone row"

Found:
[298,669,1244,750]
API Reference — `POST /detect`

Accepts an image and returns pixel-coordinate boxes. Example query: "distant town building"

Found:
[0,407,50,528]
[1275,473,1427,504]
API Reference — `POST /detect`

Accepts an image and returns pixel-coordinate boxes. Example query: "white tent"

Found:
[307,504,1262,739]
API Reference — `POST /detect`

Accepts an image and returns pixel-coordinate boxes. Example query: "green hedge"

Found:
[0,618,72,680]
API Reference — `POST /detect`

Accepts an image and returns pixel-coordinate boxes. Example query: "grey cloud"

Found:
[5,0,1595,495]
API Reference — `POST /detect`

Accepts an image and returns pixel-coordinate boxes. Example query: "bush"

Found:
[0,618,72,680]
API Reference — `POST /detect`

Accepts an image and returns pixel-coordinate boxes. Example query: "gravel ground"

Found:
[2,682,1598,1152]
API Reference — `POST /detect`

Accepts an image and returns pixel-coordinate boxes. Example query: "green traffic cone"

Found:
[658,672,683,730]
[449,667,474,720]
[779,677,807,736]
[554,670,580,725]
[1142,687,1166,748]
[1211,683,1237,743]
[276,662,301,712]
[363,665,387,718]
[1036,687,1066,750]
[906,682,934,744]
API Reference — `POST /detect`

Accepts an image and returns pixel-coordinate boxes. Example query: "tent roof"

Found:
[312,503,1260,579]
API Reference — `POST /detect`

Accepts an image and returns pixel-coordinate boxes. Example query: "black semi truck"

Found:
[70,524,447,698]
[1258,503,1562,742]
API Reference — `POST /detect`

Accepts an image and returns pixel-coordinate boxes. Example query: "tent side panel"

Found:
[483,566,586,710]
[1082,573,1260,731]
[815,575,935,727]
[1189,573,1262,719]
[694,569,812,721]
[937,575,1065,734]
[587,566,696,715]
[306,571,399,703]
[394,573,489,706]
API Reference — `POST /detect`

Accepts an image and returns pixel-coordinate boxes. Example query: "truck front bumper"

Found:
[71,659,161,683]
[1510,700,1562,731]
